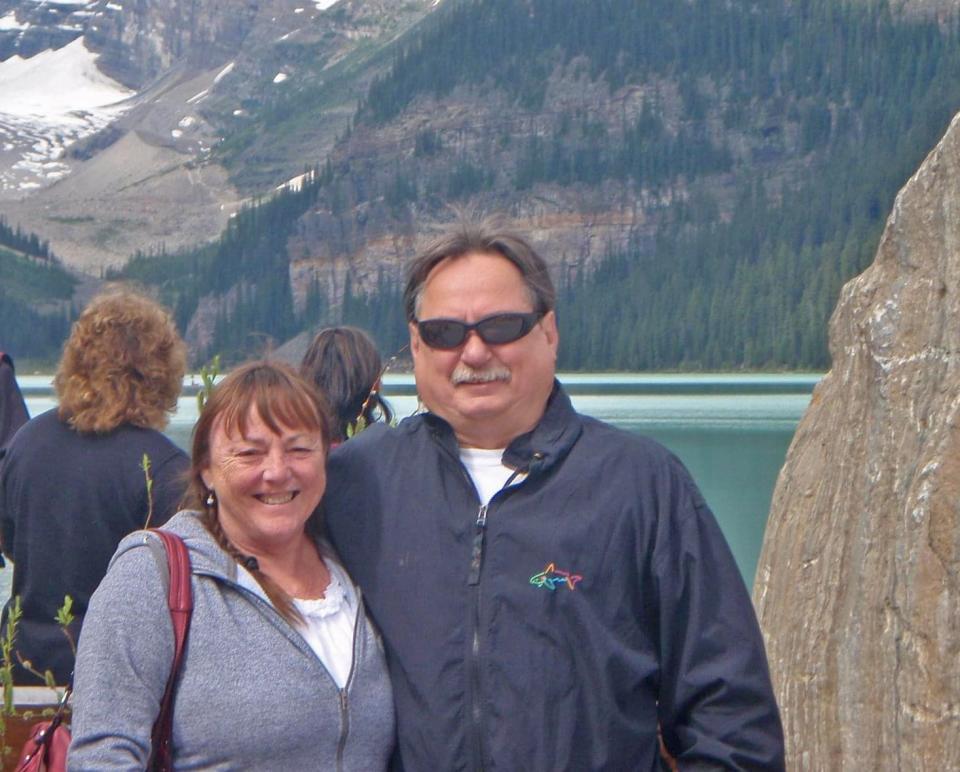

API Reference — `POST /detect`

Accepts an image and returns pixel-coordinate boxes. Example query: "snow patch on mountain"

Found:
[0,37,132,118]
[213,61,235,84]
[0,12,25,30]
[0,36,134,195]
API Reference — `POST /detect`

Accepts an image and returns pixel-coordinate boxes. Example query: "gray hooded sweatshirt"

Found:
[68,510,395,771]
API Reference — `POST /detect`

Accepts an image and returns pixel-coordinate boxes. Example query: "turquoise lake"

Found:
[14,372,819,591]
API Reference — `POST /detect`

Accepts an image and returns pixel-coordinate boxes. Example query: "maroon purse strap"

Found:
[147,529,193,772]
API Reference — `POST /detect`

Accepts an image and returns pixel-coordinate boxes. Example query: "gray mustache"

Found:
[451,366,511,385]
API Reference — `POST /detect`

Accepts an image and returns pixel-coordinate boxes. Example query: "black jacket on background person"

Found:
[0,353,28,450]
[324,382,785,771]
[0,408,188,684]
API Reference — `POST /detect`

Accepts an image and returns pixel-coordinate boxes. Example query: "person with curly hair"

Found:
[0,289,189,685]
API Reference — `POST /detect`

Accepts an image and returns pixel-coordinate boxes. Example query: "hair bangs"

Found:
[254,380,324,438]
[202,362,328,446]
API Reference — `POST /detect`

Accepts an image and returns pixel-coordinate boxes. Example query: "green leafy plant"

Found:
[197,354,221,413]
[141,454,155,529]
[344,415,369,440]
[0,596,21,728]
[0,595,75,763]
[54,597,75,649]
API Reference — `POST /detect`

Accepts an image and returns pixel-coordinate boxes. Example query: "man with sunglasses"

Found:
[324,220,785,771]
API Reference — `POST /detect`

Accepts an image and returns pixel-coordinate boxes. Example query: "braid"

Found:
[370,391,393,426]
[199,500,303,625]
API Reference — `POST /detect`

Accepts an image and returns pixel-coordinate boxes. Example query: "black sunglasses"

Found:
[416,312,543,350]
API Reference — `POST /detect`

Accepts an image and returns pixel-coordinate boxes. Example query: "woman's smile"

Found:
[201,405,327,552]
[256,491,298,505]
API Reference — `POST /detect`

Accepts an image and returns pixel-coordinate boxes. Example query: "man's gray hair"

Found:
[403,218,556,321]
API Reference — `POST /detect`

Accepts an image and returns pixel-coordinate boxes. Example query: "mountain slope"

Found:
[0,217,75,364]
[119,0,960,369]
[0,0,436,269]
[8,0,960,370]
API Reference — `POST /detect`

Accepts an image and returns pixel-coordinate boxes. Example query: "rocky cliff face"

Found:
[0,0,81,60]
[753,112,960,768]
[897,0,960,19]
[0,0,261,87]
[0,0,435,269]
[85,0,262,88]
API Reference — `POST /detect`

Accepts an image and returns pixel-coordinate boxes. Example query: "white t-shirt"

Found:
[459,447,527,506]
[238,556,358,689]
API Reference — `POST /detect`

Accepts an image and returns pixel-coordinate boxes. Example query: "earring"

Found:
[206,491,216,507]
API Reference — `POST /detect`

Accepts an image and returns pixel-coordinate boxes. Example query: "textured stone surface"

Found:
[754,112,960,769]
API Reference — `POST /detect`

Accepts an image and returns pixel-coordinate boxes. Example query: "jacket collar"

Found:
[414,379,583,476]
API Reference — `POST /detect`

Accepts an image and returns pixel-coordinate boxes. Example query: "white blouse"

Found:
[237,556,358,689]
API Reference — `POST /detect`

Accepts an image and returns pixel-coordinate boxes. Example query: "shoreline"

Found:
[17,371,824,399]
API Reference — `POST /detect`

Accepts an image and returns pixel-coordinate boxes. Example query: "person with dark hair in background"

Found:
[70,361,394,768]
[0,289,189,685]
[300,326,394,443]
[0,352,29,449]
[324,218,785,771]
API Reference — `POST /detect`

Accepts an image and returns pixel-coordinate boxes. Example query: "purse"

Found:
[14,686,71,772]
[14,529,193,772]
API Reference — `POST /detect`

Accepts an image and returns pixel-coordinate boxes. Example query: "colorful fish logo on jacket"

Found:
[529,562,583,591]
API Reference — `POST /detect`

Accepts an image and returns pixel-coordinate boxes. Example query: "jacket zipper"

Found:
[466,462,526,588]
[335,599,362,772]
[467,503,488,771]
[336,691,349,772]
[459,446,537,772]
[468,504,488,586]
[214,571,361,771]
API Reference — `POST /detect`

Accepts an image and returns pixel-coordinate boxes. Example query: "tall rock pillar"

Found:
[754,113,960,769]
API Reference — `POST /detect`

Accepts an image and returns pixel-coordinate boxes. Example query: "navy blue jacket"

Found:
[0,409,188,684]
[324,383,785,771]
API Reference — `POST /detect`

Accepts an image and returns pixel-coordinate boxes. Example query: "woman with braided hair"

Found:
[70,361,395,769]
